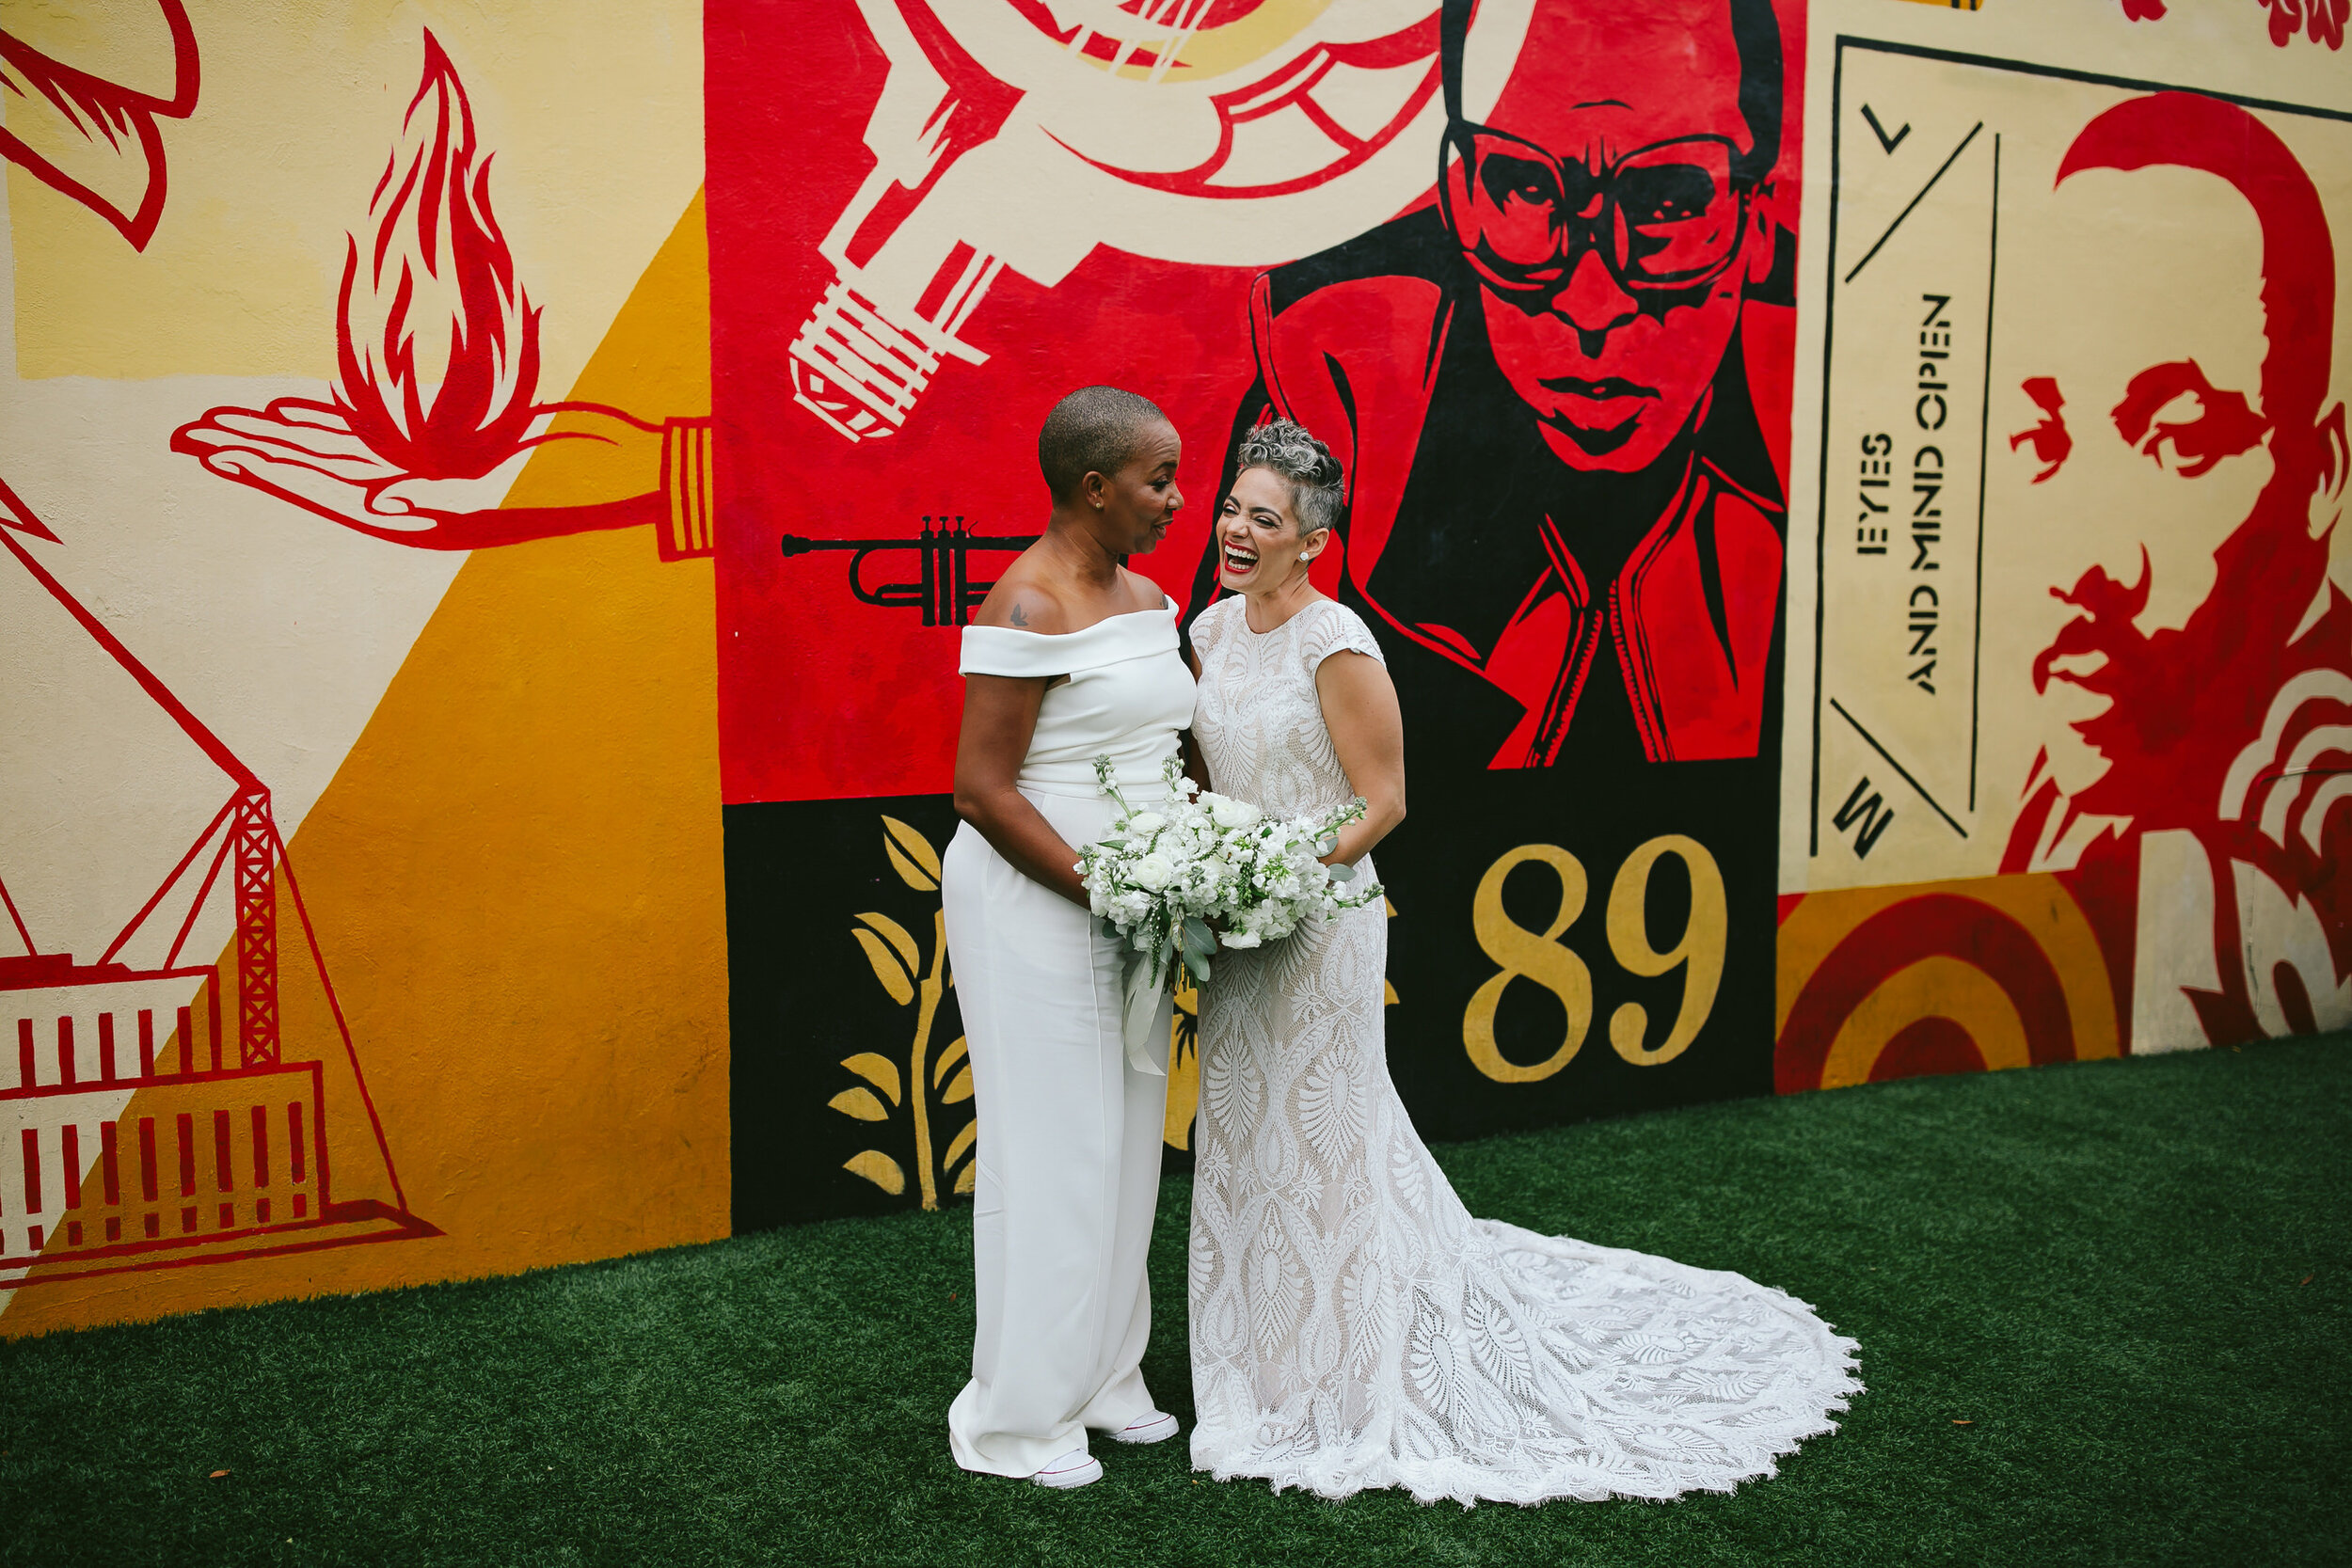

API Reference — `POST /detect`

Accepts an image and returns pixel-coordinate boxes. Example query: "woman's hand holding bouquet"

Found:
[1075,754,1384,1072]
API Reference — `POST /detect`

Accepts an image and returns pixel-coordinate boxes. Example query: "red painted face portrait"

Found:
[1217,0,1794,775]
[2001,93,2351,867]
[1994,92,2352,1053]
[1447,0,1780,477]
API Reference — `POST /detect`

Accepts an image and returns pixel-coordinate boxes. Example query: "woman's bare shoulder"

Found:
[972,555,1073,633]
[1117,565,1172,612]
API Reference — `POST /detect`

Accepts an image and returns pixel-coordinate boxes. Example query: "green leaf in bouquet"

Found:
[1182,915,1216,955]
[1184,950,1214,984]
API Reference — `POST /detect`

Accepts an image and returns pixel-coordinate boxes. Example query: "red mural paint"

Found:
[333,31,540,483]
[171,34,680,554]
[1775,893,2078,1094]
[0,1,199,250]
[2000,95,2352,1048]
[716,0,1807,1218]
[712,0,1803,802]
[2263,0,2351,51]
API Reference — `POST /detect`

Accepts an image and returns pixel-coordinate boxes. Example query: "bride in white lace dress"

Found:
[1185,421,1861,1506]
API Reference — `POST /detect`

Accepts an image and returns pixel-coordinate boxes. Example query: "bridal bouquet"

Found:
[1076,754,1382,1073]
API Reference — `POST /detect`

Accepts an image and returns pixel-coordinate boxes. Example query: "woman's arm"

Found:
[1180,641,1214,796]
[1315,650,1406,867]
[953,673,1091,907]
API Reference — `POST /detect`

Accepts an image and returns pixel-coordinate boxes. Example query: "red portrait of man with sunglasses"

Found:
[1201,0,1791,774]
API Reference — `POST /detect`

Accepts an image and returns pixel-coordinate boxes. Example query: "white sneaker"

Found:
[1109,1411,1180,1445]
[1031,1449,1103,1489]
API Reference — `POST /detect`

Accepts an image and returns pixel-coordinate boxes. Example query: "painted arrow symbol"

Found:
[1861,104,1911,154]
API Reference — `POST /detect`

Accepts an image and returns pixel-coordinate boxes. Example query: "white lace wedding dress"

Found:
[1186,595,1861,1506]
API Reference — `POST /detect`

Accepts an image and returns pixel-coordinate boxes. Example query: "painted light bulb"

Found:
[790,0,1534,443]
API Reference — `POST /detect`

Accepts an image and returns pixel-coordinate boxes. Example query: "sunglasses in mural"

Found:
[1439,127,1755,299]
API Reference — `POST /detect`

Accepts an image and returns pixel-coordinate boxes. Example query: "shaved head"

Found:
[1039,386,1171,502]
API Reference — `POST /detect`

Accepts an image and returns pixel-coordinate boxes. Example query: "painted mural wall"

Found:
[1,1,720,1337]
[4,0,2344,1335]
[1775,0,2352,1090]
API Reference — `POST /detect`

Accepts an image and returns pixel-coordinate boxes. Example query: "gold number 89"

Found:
[1604,834,1726,1067]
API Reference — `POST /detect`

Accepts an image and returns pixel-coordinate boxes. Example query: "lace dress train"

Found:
[1186,596,1861,1505]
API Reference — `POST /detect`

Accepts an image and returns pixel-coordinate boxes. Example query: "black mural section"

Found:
[728,794,977,1229]
[1366,747,1779,1143]
[727,761,1776,1227]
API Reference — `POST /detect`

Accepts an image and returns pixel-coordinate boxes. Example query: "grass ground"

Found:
[3,1035,2348,1568]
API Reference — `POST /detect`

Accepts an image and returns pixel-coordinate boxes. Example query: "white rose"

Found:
[1130,852,1176,890]
[1208,797,1263,831]
[1126,811,1166,834]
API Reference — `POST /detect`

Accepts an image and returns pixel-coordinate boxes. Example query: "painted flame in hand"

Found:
[334,32,539,481]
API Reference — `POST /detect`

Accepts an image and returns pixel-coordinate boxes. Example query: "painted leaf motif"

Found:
[856,911,921,974]
[953,1163,977,1195]
[843,1148,905,1195]
[829,1086,891,1122]
[850,927,914,1006]
[840,1052,901,1105]
[933,1035,968,1088]
[943,1118,977,1168]
[941,1065,974,1103]
[881,816,943,890]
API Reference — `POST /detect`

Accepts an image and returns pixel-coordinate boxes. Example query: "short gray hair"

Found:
[1236,419,1344,536]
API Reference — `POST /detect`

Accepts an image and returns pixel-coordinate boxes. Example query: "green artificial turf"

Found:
[4,1035,2348,1568]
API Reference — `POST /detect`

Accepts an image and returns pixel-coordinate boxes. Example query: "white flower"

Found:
[1207,796,1263,831]
[1219,930,1263,949]
[1131,852,1176,890]
[1126,810,1166,834]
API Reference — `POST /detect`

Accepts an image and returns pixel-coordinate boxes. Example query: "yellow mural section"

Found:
[1775,874,2120,1091]
[2,195,723,1336]
[8,0,700,385]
